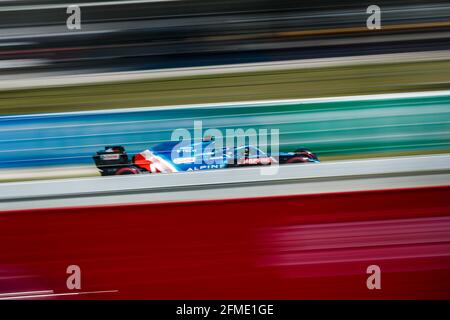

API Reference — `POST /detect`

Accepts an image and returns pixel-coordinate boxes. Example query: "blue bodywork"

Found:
[94,139,319,175]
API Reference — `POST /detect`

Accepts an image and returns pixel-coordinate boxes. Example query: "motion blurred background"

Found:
[1,0,450,300]
[1,0,450,180]
[2,0,450,84]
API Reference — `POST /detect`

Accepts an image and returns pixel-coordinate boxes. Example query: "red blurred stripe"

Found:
[0,186,449,299]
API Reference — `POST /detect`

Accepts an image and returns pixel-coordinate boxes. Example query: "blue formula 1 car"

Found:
[93,139,319,176]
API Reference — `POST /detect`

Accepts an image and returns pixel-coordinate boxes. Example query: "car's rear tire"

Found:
[115,167,140,175]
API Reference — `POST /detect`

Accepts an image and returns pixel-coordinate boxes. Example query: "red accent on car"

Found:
[133,153,152,171]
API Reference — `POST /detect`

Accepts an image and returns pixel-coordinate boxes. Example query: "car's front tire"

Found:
[286,156,310,164]
[294,148,318,161]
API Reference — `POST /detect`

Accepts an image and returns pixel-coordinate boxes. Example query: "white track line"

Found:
[0,1,179,12]
[2,89,450,119]
[0,290,54,298]
[0,290,119,300]
[1,50,450,91]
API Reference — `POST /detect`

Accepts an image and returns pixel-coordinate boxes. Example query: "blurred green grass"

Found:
[1,60,450,114]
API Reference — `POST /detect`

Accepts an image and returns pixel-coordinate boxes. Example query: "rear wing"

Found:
[93,146,131,175]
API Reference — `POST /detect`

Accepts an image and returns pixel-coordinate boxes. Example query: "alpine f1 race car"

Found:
[93,139,319,176]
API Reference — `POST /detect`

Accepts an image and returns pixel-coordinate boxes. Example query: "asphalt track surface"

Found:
[1,154,450,211]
